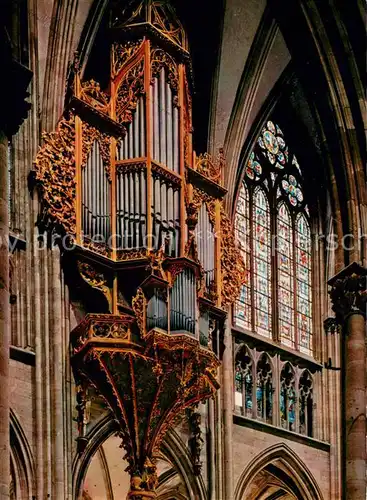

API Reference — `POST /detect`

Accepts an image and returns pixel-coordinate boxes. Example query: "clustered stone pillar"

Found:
[0,21,32,495]
[328,262,367,500]
[222,318,234,500]
[0,130,10,500]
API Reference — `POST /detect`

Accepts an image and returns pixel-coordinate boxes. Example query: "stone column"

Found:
[222,319,234,500]
[328,262,367,500]
[0,130,10,500]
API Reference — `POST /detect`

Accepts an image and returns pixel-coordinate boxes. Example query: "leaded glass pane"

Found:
[234,185,251,330]
[253,188,271,337]
[277,204,295,347]
[296,214,312,355]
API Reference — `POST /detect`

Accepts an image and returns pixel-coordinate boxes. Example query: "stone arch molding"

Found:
[234,442,323,500]
[72,413,206,500]
[10,409,36,499]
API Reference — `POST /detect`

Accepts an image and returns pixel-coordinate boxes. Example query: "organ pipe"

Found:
[116,168,147,250]
[82,141,110,244]
[117,97,146,161]
[151,69,178,171]
[170,268,196,335]
[147,291,168,331]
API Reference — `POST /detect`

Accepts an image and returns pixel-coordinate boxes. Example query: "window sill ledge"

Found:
[233,413,330,452]
[232,325,323,371]
[10,345,35,366]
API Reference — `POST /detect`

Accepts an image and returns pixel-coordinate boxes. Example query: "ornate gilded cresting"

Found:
[33,1,246,498]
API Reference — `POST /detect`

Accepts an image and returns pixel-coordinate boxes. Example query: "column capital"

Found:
[328,262,367,323]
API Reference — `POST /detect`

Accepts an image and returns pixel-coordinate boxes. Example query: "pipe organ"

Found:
[33,1,246,498]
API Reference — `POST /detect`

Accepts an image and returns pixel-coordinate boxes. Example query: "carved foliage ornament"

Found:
[117,248,148,261]
[220,208,247,308]
[132,287,146,337]
[112,40,144,77]
[186,187,216,231]
[80,80,110,114]
[151,47,179,97]
[78,261,108,288]
[33,115,76,234]
[116,59,145,124]
[195,150,224,184]
[77,261,112,311]
[82,122,112,180]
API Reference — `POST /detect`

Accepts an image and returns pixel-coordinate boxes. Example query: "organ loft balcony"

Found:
[32,0,246,498]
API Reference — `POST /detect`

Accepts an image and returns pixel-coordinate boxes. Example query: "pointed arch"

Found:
[299,369,314,437]
[234,443,323,500]
[72,413,206,500]
[280,362,296,432]
[10,409,35,500]
[234,344,254,417]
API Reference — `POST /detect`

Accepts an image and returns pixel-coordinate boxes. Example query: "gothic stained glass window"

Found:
[234,119,312,355]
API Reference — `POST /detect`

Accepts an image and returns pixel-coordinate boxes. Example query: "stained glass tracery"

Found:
[277,203,294,347]
[253,188,271,337]
[235,119,312,355]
